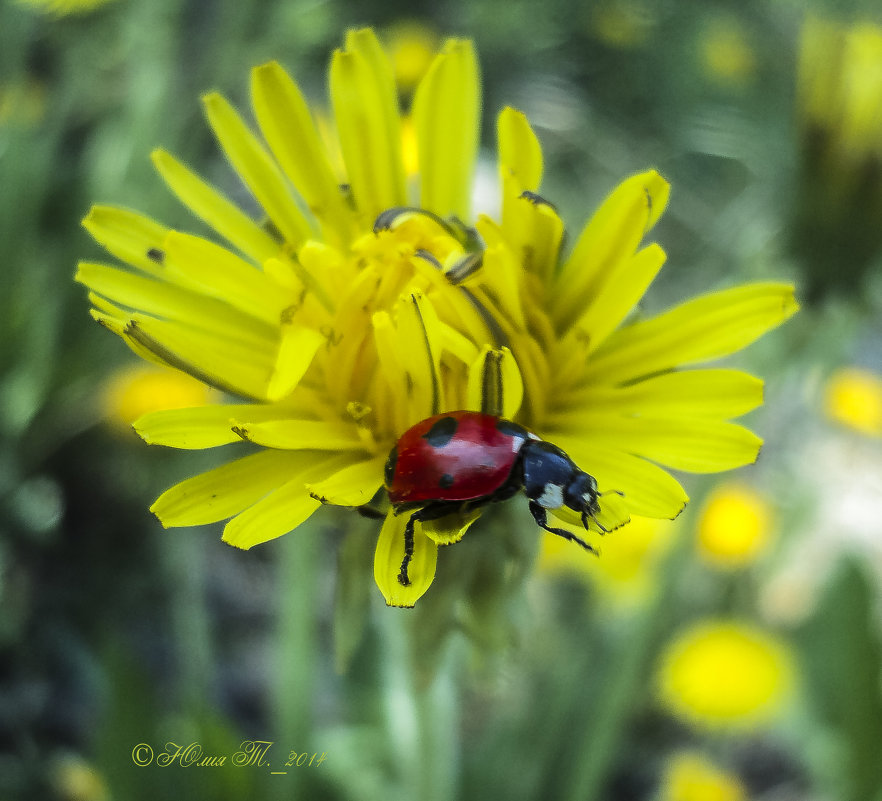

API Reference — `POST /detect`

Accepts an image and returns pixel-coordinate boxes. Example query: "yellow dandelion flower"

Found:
[51,753,109,801]
[385,21,439,92]
[0,79,47,127]
[795,17,882,298]
[590,0,655,49]
[697,482,773,569]
[657,620,794,729]
[75,29,797,607]
[15,0,115,15]
[659,751,747,801]
[102,364,218,432]
[824,366,882,436]
[698,18,756,87]
[799,17,882,166]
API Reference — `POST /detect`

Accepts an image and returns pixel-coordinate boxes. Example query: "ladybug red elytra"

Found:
[384,410,618,586]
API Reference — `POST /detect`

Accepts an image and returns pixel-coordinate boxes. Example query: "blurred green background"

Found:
[2,0,882,799]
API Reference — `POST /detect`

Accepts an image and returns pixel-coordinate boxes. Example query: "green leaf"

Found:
[795,557,882,801]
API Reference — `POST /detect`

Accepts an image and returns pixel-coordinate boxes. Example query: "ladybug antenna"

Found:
[597,489,625,498]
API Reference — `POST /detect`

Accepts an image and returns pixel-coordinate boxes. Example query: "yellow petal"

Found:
[221,452,350,548]
[549,491,631,534]
[516,197,565,283]
[222,492,320,549]
[466,345,524,418]
[135,403,285,448]
[497,108,559,279]
[266,324,326,401]
[509,333,552,423]
[250,61,357,246]
[548,437,689,519]
[395,292,444,420]
[421,507,482,545]
[231,418,365,451]
[554,170,670,331]
[151,449,306,526]
[202,92,314,248]
[555,369,765,423]
[572,242,667,352]
[373,511,439,607]
[330,28,407,220]
[76,262,275,347]
[373,293,445,430]
[413,38,480,219]
[161,231,287,324]
[583,283,799,386]
[82,206,169,277]
[151,149,280,266]
[409,252,494,347]
[121,316,275,401]
[498,107,543,194]
[372,309,408,435]
[570,415,764,473]
[471,244,527,331]
[306,454,386,507]
[90,306,174,371]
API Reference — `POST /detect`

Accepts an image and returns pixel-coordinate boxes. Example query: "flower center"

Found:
[295,208,488,446]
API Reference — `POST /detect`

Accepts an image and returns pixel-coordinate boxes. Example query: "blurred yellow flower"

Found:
[824,367,882,436]
[51,753,109,801]
[539,515,675,606]
[657,620,794,729]
[699,18,756,87]
[794,17,882,299]
[590,0,655,49]
[102,364,217,431]
[0,79,46,127]
[385,22,439,92]
[799,17,882,169]
[658,751,747,801]
[15,0,115,15]
[697,482,773,569]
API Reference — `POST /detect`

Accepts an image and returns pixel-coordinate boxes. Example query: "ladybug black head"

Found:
[519,440,600,523]
[563,471,601,525]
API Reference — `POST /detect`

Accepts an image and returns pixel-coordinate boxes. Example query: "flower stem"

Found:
[270,521,319,800]
[380,612,458,801]
[164,530,214,711]
[562,527,691,801]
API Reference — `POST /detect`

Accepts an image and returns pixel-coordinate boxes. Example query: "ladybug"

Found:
[384,410,616,586]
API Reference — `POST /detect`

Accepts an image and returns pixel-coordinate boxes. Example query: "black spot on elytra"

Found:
[439,473,455,489]
[422,416,458,448]
[146,247,165,264]
[496,419,529,439]
[384,446,398,487]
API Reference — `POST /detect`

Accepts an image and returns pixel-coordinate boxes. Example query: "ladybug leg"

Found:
[580,489,626,533]
[529,501,599,556]
[399,513,418,586]
[581,509,609,534]
[398,503,455,586]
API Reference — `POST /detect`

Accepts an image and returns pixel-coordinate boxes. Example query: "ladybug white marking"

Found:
[536,482,564,509]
